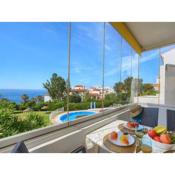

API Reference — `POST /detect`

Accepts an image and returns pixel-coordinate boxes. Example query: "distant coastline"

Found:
[0,89,47,103]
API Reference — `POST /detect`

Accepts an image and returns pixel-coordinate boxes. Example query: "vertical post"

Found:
[137,54,140,104]
[102,22,106,110]
[158,48,161,105]
[120,37,123,82]
[130,48,133,77]
[67,22,71,124]
[130,48,133,104]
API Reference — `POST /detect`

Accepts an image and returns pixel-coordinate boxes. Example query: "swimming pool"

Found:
[59,111,96,122]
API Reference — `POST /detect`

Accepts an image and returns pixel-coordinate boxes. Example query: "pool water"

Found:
[59,111,96,122]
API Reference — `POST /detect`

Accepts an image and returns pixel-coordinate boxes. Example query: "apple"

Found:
[153,136,161,142]
[110,131,118,140]
[160,134,172,144]
[127,122,139,128]
[120,134,129,145]
[127,122,133,128]
[148,129,157,138]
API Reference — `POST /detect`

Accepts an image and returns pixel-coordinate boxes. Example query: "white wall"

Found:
[164,65,175,106]
[159,64,175,106]
[161,48,175,65]
[159,65,165,105]
[160,48,175,107]
[134,96,159,104]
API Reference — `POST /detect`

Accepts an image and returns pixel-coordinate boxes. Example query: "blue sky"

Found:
[0,22,174,89]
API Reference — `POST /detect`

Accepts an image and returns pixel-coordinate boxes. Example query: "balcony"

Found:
[1,22,175,153]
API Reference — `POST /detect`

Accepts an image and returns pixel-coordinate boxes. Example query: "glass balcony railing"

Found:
[0,22,175,142]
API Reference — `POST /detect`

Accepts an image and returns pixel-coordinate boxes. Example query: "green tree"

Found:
[142,83,154,92]
[70,93,81,103]
[141,83,156,95]
[21,94,29,103]
[113,77,133,103]
[123,77,133,95]
[105,93,117,102]
[113,77,157,104]
[84,92,91,102]
[113,82,125,94]
[43,73,66,100]
[137,78,143,96]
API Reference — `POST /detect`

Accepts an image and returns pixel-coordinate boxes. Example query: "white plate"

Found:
[108,131,135,147]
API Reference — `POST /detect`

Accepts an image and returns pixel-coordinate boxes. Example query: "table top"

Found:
[85,120,174,153]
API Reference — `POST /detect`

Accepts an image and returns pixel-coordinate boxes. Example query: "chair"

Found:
[167,110,175,131]
[11,141,29,153]
[71,146,86,153]
[141,107,158,127]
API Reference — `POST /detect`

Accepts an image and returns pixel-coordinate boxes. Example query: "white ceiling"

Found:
[126,22,175,51]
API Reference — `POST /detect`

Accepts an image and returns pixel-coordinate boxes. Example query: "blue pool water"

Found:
[59,111,96,122]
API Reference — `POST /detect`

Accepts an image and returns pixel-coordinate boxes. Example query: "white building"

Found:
[159,48,175,106]
[72,85,87,101]
[44,94,52,102]
[43,85,114,102]
[72,85,86,92]
[104,87,115,94]
[89,86,115,100]
[89,87,102,100]
[134,48,175,106]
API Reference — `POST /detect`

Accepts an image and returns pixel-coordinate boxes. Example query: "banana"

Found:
[154,126,167,135]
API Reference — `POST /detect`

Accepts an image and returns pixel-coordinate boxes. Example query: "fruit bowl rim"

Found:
[148,135,175,146]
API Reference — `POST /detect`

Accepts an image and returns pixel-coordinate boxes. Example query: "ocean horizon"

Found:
[0,89,47,103]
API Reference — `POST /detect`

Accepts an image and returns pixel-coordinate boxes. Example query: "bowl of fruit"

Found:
[148,126,175,151]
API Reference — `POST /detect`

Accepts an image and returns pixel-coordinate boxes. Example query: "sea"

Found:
[0,89,47,104]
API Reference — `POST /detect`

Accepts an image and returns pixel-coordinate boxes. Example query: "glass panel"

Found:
[131,50,139,104]
[0,22,69,138]
[121,39,133,104]
[68,22,103,123]
[139,49,160,104]
[105,23,122,107]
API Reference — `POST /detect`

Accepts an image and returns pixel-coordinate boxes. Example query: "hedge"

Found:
[65,100,114,111]
[47,101,64,111]
[66,102,89,111]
